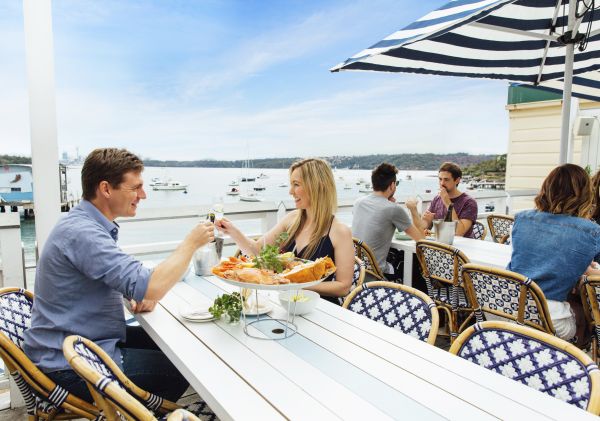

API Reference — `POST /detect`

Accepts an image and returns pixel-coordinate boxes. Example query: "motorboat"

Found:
[226,187,240,196]
[253,184,266,191]
[228,180,239,187]
[239,192,263,202]
[485,202,495,212]
[149,177,168,187]
[358,183,373,193]
[241,177,256,182]
[257,173,269,179]
[278,182,288,188]
[344,183,352,190]
[152,181,188,191]
[406,174,412,181]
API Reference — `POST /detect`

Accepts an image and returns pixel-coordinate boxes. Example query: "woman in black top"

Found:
[216,158,354,301]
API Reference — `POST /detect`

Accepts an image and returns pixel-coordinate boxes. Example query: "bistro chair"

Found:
[337,257,366,306]
[581,275,600,364]
[343,281,439,344]
[415,240,478,342]
[450,321,600,414]
[63,335,217,421]
[0,287,100,421]
[471,221,487,240]
[486,214,514,245]
[352,238,386,281]
[461,264,555,335]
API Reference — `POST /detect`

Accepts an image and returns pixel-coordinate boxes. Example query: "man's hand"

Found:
[130,299,157,313]
[406,198,418,210]
[439,188,451,207]
[388,195,396,203]
[189,221,215,248]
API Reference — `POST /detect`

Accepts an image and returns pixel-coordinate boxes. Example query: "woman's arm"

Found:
[216,211,298,256]
[307,219,354,298]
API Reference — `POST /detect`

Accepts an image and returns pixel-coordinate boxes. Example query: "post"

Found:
[23,0,61,252]
[559,0,578,165]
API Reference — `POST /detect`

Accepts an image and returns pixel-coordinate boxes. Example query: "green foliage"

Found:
[143,153,498,171]
[463,154,506,179]
[253,232,289,273]
[0,155,31,165]
[209,292,242,322]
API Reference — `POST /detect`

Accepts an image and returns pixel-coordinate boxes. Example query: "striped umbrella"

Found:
[331,0,600,164]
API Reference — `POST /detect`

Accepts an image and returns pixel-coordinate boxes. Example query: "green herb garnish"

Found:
[209,292,242,323]
[253,232,289,273]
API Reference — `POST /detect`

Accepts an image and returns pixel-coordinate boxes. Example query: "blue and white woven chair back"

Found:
[343,282,438,344]
[73,338,122,389]
[337,258,366,306]
[472,221,486,240]
[487,215,514,244]
[466,268,547,330]
[0,289,32,349]
[452,322,600,412]
[418,244,466,286]
[353,238,385,280]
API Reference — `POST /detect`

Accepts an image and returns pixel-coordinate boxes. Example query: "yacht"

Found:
[253,184,266,191]
[226,186,240,196]
[149,177,168,187]
[257,173,269,179]
[152,181,188,191]
[240,192,263,202]
[228,180,239,187]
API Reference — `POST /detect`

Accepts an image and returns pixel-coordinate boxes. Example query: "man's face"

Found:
[109,171,146,218]
[438,171,460,194]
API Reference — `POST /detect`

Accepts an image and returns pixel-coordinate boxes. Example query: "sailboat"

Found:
[239,192,263,202]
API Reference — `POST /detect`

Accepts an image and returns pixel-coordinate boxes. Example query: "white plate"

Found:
[242,300,272,316]
[180,306,214,322]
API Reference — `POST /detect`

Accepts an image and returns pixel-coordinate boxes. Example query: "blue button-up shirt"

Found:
[23,200,151,372]
[508,209,600,302]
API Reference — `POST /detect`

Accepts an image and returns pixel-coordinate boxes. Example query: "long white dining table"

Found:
[134,271,594,420]
[391,237,513,288]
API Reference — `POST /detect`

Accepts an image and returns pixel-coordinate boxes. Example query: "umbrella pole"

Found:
[559,42,574,165]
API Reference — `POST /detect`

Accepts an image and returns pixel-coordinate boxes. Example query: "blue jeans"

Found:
[47,326,189,404]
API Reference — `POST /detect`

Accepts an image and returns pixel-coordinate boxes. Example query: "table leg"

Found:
[403,253,413,288]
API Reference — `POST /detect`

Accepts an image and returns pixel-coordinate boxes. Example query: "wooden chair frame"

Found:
[63,336,191,421]
[581,275,600,364]
[461,263,555,335]
[486,214,514,244]
[352,237,386,281]
[0,288,99,421]
[472,221,487,240]
[450,321,600,415]
[415,240,476,342]
[342,281,439,344]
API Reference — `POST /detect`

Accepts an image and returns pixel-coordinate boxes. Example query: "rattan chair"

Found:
[337,257,366,305]
[415,240,478,342]
[461,264,555,335]
[450,321,600,414]
[487,214,514,244]
[63,336,216,421]
[343,281,439,344]
[352,238,386,281]
[471,221,487,240]
[581,275,600,364]
[0,288,99,421]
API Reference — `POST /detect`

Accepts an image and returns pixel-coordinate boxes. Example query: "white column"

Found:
[23,0,61,252]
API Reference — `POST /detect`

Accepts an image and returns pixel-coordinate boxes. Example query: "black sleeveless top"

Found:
[281,217,338,304]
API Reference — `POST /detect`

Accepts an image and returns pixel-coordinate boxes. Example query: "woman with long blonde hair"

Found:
[216,158,354,301]
[508,164,600,342]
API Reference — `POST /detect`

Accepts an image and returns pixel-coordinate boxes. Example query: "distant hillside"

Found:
[144,153,498,171]
[0,155,31,165]
[463,154,506,180]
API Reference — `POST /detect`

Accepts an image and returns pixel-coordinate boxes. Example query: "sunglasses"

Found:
[395,180,400,186]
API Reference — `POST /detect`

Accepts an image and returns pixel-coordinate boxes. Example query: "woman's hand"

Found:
[215,217,238,236]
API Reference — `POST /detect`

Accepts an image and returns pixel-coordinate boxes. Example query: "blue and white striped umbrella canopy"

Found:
[331,0,600,101]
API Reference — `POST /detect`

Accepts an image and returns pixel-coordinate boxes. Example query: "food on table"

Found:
[211,255,336,285]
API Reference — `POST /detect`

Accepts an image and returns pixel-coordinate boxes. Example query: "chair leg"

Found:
[594,337,598,365]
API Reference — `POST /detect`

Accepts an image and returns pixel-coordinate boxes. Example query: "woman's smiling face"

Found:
[289,168,310,209]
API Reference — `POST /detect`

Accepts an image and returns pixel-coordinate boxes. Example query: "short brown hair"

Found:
[438,162,462,180]
[592,168,600,221]
[371,163,397,192]
[81,148,144,200]
[534,164,593,218]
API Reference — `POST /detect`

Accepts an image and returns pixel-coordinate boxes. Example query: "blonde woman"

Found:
[216,158,354,303]
[508,164,600,342]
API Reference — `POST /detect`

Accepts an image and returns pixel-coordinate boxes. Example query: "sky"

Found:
[0,0,510,161]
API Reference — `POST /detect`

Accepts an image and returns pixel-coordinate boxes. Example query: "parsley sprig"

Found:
[209,292,242,323]
[253,232,289,273]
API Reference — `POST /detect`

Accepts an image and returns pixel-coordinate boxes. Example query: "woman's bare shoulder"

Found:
[330,217,352,240]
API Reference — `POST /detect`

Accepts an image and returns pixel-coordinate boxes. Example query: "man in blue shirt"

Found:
[23,148,214,403]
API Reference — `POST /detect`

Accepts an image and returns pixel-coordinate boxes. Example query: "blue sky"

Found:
[0,0,509,160]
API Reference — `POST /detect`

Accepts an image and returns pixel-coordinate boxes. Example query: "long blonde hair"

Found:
[281,158,337,259]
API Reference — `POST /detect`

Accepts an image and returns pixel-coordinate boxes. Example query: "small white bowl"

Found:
[278,290,319,315]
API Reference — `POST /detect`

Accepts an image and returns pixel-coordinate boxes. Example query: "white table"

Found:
[134,272,594,420]
[391,237,513,287]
